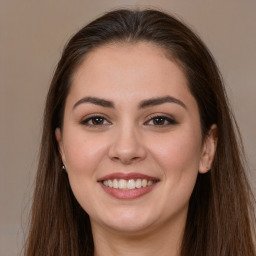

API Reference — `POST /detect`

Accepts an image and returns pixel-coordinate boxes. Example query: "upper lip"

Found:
[98,172,159,182]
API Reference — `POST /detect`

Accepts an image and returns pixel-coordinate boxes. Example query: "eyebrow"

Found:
[73,97,115,110]
[139,96,187,109]
[73,95,187,110]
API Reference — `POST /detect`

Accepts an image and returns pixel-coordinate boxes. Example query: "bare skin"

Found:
[92,200,186,256]
[56,42,217,256]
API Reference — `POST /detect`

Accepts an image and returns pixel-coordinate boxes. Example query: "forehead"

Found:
[70,42,190,98]
[62,42,202,121]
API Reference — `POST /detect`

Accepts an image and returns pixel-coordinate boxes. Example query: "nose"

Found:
[108,125,147,165]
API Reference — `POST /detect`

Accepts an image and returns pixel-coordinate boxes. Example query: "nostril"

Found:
[110,155,142,165]
[107,133,147,164]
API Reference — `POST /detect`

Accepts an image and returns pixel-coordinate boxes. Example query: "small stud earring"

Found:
[62,165,66,170]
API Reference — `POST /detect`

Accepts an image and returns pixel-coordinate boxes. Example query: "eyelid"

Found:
[79,113,177,127]
[80,114,112,126]
[144,113,178,126]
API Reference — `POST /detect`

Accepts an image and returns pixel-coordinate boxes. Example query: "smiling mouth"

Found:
[102,178,158,190]
[98,173,159,199]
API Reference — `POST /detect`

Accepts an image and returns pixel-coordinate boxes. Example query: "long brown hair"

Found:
[24,9,255,255]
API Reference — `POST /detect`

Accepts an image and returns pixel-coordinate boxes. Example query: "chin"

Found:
[92,207,160,235]
[104,219,155,234]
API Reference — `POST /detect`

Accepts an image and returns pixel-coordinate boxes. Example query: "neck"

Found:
[92,213,186,256]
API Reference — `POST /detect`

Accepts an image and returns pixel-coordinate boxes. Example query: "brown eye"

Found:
[81,116,110,126]
[91,117,105,125]
[152,117,167,125]
[146,116,177,126]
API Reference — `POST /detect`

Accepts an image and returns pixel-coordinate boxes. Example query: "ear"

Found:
[199,124,218,174]
[55,128,66,166]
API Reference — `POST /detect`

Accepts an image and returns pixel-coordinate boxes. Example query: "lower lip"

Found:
[100,182,157,200]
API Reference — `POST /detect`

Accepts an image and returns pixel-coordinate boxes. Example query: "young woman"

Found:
[25,9,255,256]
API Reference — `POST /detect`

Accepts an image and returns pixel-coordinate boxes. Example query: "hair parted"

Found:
[24,9,255,256]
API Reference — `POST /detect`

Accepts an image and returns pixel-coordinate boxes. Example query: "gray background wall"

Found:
[1,1,255,255]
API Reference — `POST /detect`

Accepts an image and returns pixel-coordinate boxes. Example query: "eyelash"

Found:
[80,115,111,127]
[145,115,177,126]
[80,114,177,127]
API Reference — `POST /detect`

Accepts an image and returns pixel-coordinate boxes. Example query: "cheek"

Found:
[148,131,202,217]
[63,132,109,214]
[63,131,108,178]
[149,129,202,191]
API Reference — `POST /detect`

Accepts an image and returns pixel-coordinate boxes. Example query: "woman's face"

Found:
[56,42,216,235]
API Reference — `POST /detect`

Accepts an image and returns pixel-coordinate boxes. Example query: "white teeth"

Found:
[142,179,147,187]
[108,180,113,188]
[127,179,136,189]
[113,179,118,188]
[102,178,156,190]
[119,179,126,189]
[148,180,153,186]
[135,179,142,188]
